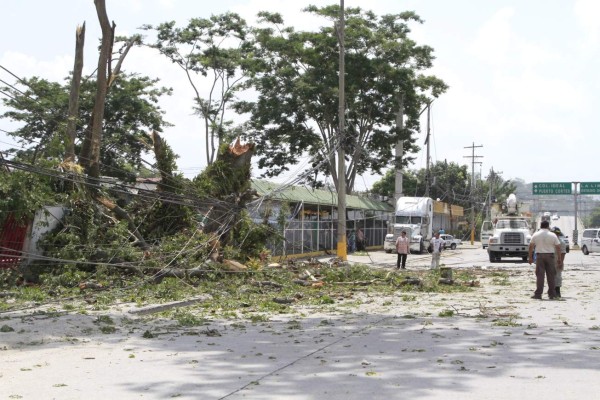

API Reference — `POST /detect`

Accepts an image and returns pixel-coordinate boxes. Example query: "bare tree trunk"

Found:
[79,0,112,179]
[79,30,137,173]
[65,23,86,163]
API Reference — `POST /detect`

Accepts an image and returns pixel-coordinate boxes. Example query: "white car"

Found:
[439,234,462,250]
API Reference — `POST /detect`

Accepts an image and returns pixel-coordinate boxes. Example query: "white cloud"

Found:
[493,72,586,112]
[0,51,73,82]
[156,0,177,9]
[468,7,515,65]
[574,0,600,51]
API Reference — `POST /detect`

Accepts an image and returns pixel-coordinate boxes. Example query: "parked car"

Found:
[439,234,461,250]
[481,220,493,249]
[581,228,600,255]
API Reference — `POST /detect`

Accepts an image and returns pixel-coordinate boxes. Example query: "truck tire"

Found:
[582,246,589,255]
[450,243,457,250]
[419,241,425,254]
[488,251,496,262]
[522,256,528,261]
[385,249,392,254]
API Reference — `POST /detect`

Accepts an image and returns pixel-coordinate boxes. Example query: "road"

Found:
[350,240,595,270]
[2,245,599,400]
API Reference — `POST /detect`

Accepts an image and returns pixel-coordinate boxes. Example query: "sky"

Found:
[1,0,599,192]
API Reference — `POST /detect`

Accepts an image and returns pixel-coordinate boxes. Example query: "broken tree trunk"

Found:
[80,0,112,179]
[96,196,149,250]
[65,22,85,163]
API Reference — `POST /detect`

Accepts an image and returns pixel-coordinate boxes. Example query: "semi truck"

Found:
[384,197,433,254]
[487,194,533,262]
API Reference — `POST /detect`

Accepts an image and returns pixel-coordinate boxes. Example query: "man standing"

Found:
[552,227,567,298]
[430,231,444,269]
[528,220,562,299]
[395,230,409,269]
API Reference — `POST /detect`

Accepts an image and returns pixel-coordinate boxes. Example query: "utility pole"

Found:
[394,93,404,205]
[573,182,579,249]
[488,167,501,220]
[336,0,347,260]
[488,168,493,220]
[464,142,483,244]
[424,103,432,198]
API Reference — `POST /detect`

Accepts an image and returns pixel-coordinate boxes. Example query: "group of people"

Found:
[347,228,366,253]
[393,221,567,300]
[394,230,445,270]
[528,220,567,299]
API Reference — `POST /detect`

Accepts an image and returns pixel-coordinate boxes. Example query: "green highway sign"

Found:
[532,182,572,195]
[580,182,600,195]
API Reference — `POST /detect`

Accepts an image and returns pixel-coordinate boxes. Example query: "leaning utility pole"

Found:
[336,0,347,260]
[464,142,483,244]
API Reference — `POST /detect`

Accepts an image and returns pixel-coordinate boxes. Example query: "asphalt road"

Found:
[348,241,596,270]
[2,245,599,400]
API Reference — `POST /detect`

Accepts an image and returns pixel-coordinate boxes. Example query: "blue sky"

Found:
[1,0,598,191]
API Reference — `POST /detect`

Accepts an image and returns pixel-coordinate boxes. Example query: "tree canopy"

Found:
[142,12,253,166]
[371,162,517,211]
[0,73,172,182]
[236,5,447,192]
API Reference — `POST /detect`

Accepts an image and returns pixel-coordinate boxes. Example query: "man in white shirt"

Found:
[430,231,445,269]
[528,220,562,299]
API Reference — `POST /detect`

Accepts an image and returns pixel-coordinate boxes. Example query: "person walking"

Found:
[528,220,562,299]
[347,230,356,253]
[552,227,567,298]
[395,230,409,269]
[430,231,444,269]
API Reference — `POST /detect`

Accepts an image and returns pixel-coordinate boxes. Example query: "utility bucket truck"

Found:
[384,197,433,254]
[487,194,533,263]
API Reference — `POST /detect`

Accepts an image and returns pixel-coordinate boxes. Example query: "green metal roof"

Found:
[251,180,393,212]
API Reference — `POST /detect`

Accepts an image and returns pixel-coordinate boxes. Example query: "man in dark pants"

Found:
[395,230,409,269]
[528,220,562,299]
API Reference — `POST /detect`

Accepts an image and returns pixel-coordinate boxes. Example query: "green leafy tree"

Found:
[237,5,447,193]
[370,168,418,199]
[371,162,515,211]
[371,162,469,206]
[0,161,61,225]
[142,13,253,165]
[586,206,600,227]
[416,161,470,207]
[0,73,171,181]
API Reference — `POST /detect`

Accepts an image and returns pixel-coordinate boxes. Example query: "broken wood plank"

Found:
[128,294,212,315]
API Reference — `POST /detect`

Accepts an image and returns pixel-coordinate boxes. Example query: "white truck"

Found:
[384,197,433,254]
[487,194,533,262]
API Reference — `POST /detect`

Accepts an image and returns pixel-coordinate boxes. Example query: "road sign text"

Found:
[532,182,572,195]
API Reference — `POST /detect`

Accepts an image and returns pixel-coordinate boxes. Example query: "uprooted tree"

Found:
[0,0,268,283]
